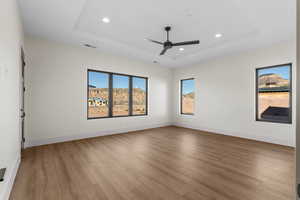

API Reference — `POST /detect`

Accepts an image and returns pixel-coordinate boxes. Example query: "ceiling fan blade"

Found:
[147,39,163,45]
[160,47,168,55]
[173,40,200,46]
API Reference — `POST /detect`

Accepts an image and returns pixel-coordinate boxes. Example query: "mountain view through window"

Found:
[181,79,195,115]
[257,64,291,123]
[88,70,148,119]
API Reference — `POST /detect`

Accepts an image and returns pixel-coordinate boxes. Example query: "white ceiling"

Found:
[18,0,296,68]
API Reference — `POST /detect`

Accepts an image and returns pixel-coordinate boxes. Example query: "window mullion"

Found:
[129,76,133,116]
[109,73,113,117]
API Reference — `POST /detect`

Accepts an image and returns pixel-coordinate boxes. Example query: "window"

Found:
[181,78,195,115]
[132,77,147,115]
[256,63,292,124]
[87,69,148,119]
[112,75,130,116]
[88,71,109,118]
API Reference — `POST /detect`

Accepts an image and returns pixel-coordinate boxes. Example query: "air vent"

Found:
[83,44,97,48]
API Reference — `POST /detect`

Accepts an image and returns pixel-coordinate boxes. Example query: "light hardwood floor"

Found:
[10,126,295,200]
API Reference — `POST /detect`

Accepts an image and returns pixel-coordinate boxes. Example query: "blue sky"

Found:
[89,71,108,88]
[89,71,146,90]
[182,79,195,95]
[258,65,290,79]
[133,77,146,90]
[113,75,129,88]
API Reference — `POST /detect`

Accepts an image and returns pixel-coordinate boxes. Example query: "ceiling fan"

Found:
[148,26,200,56]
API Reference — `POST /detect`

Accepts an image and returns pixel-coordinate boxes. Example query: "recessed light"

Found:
[179,48,184,51]
[102,17,110,23]
[215,33,222,38]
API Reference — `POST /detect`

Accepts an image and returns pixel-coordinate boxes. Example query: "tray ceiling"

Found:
[18,0,296,67]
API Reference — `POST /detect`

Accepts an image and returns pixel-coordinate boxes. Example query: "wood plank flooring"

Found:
[10,126,295,200]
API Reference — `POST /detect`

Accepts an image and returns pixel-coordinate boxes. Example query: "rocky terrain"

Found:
[88,87,146,117]
[182,92,194,114]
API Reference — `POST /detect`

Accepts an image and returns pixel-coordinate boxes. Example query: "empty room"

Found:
[1,0,300,199]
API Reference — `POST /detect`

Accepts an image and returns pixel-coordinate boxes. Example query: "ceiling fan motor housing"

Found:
[164,41,173,48]
[165,26,171,32]
[148,26,199,55]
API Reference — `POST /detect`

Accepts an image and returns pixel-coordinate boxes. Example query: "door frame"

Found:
[20,47,26,149]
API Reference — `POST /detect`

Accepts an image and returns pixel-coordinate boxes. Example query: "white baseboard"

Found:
[173,122,294,147]
[0,155,20,200]
[25,122,172,148]
[25,121,293,148]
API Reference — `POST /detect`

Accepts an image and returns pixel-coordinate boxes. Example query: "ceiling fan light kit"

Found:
[148,26,200,55]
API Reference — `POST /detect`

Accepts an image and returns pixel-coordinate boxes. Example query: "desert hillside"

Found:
[182,92,194,114]
[88,87,146,117]
[89,87,146,104]
[89,88,109,99]
[183,92,194,99]
[258,73,289,89]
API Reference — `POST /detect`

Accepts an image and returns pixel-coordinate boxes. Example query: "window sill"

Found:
[180,113,194,116]
[88,114,148,120]
[256,119,292,125]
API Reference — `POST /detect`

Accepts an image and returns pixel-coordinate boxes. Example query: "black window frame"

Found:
[255,63,292,124]
[87,69,148,119]
[180,78,195,115]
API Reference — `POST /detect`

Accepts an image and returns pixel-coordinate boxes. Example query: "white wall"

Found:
[172,41,296,147]
[0,0,23,199]
[24,36,173,147]
[25,36,296,148]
